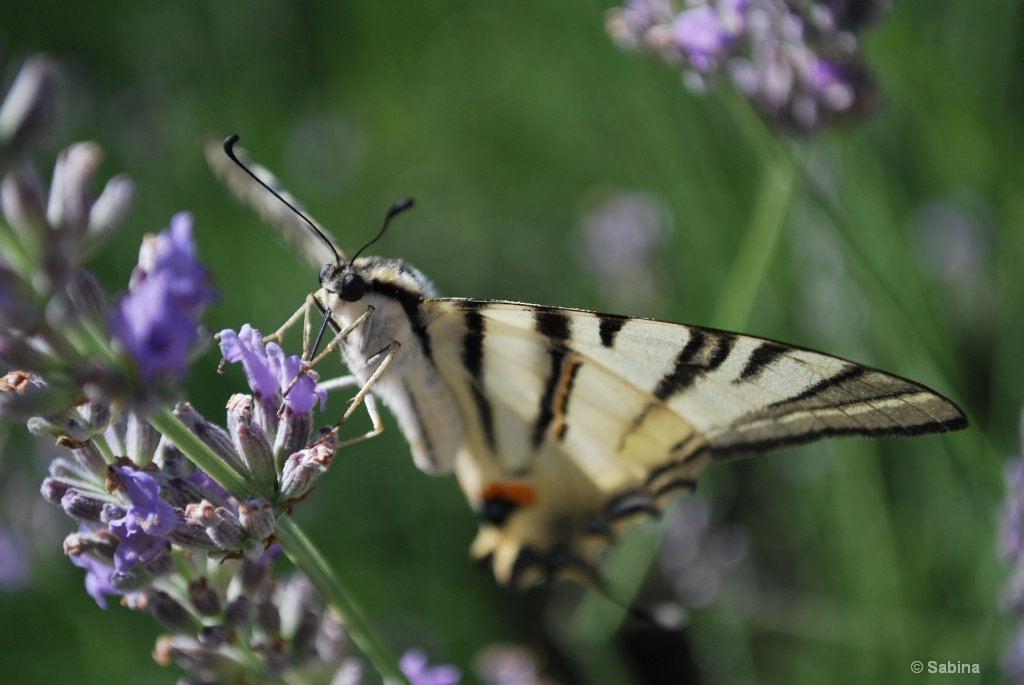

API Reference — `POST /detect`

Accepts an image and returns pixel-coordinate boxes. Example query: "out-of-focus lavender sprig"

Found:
[607,0,890,132]
[653,494,749,626]
[999,409,1024,680]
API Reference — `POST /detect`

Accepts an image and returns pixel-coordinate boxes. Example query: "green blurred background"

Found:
[0,1,1019,683]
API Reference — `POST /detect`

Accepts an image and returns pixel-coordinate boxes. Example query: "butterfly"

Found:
[207,136,968,589]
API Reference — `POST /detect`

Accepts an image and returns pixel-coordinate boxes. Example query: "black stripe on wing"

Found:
[653,330,737,401]
[462,306,496,449]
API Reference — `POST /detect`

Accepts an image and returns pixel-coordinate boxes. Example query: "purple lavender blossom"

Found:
[219,324,326,414]
[110,213,217,381]
[608,0,884,131]
[69,525,121,609]
[672,0,746,70]
[998,411,1024,678]
[107,465,177,573]
[400,650,462,685]
[0,526,29,591]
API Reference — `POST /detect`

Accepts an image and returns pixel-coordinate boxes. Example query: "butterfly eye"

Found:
[339,272,366,302]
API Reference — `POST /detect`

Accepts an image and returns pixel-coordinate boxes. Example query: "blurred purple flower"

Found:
[400,649,461,685]
[999,409,1024,678]
[110,213,217,381]
[608,0,884,131]
[672,0,746,70]
[658,494,748,610]
[219,324,326,414]
[577,189,670,312]
[0,526,29,591]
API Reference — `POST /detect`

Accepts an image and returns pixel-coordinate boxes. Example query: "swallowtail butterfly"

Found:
[208,136,967,588]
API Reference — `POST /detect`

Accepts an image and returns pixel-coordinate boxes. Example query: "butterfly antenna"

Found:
[349,197,415,263]
[221,134,343,265]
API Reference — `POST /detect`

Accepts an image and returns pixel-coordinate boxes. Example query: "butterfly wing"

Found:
[423,298,967,586]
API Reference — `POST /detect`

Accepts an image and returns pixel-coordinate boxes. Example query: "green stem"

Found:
[149,407,409,684]
[148,408,261,502]
[276,517,411,685]
[711,154,794,330]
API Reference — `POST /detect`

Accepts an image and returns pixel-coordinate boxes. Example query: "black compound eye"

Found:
[339,272,366,302]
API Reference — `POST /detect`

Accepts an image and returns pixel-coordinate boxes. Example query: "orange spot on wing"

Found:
[482,482,536,507]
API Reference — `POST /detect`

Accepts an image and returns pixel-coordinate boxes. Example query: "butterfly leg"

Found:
[278,304,376,404]
[312,340,400,448]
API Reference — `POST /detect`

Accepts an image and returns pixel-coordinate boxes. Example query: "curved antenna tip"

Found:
[223,133,240,152]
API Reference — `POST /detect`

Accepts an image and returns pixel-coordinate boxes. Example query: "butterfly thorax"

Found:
[315,255,463,474]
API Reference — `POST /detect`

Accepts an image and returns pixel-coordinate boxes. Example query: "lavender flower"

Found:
[398,650,462,685]
[576,189,671,312]
[219,324,326,415]
[607,0,886,131]
[655,494,748,622]
[999,409,1024,679]
[110,212,217,382]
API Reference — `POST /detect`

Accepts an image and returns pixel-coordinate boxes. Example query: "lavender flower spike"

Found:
[110,213,217,382]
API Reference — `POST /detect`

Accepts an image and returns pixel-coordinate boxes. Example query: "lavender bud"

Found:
[154,634,243,678]
[125,411,158,465]
[28,413,90,444]
[0,166,47,260]
[242,538,265,561]
[66,269,107,328]
[1,370,73,421]
[262,640,290,678]
[274,407,312,468]
[316,612,349,665]
[167,521,220,552]
[151,590,200,633]
[47,455,92,483]
[85,174,134,252]
[40,477,72,504]
[188,577,222,617]
[109,566,149,592]
[47,142,101,238]
[279,443,335,502]
[237,558,268,595]
[186,501,247,551]
[256,597,281,638]
[100,503,127,524]
[175,402,247,475]
[144,548,175,578]
[76,400,112,434]
[71,440,108,478]
[63,529,118,559]
[238,498,275,541]
[234,421,276,491]
[0,56,56,164]
[292,609,321,663]
[197,625,230,650]
[223,595,252,628]
[0,334,53,371]
[153,439,190,478]
[60,489,106,522]
[226,393,253,434]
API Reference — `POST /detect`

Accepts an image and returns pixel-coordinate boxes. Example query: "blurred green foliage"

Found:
[0,1,1019,683]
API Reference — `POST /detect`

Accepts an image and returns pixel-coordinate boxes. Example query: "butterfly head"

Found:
[320,262,366,302]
